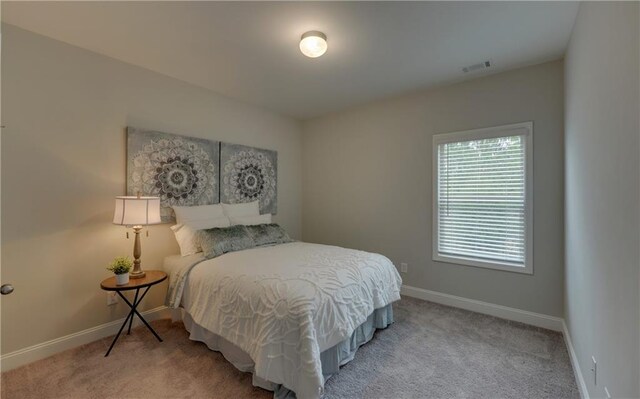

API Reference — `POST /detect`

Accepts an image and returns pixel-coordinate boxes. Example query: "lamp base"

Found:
[131,226,145,279]
[130,270,146,279]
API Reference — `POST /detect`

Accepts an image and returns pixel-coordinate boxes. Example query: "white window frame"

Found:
[432,121,534,274]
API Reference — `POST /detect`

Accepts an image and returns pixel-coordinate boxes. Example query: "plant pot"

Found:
[115,273,130,286]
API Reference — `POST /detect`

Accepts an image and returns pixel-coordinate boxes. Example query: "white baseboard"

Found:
[1,290,586,399]
[562,320,590,399]
[401,285,564,331]
[0,306,171,372]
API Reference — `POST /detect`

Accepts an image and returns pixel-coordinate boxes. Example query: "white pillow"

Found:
[170,216,231,256]
[173,204,226,224]
[230,213,272,226]
[222,201,260,218]
[170,224,199,257]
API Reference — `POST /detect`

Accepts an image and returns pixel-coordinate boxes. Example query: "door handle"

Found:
[1,284,14,295]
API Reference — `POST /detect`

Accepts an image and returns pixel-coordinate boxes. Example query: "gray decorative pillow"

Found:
[197,225,256,259]
[246,223,294,247]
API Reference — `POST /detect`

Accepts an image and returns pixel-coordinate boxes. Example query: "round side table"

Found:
[100,270,167,357]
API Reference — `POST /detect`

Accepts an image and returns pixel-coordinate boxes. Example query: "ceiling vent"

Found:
[462,60,492,74]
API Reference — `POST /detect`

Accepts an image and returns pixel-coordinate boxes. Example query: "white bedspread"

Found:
[165,242,402,399]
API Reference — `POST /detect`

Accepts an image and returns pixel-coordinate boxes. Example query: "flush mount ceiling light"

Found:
[299,31,328,58]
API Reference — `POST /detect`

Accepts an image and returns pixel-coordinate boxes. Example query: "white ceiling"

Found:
[2,1,578,120]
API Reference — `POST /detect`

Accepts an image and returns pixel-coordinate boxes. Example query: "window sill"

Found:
[433,253,533,275]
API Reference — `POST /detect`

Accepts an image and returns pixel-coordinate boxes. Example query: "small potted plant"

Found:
[107,256,133,285]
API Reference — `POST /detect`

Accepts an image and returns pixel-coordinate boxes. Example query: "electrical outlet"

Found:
[591,356,597,385]
[400,263,408,273]
[106,292,118,306]
[604,387,611,399]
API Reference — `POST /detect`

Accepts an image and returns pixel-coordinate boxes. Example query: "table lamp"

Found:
[113,194,161,279]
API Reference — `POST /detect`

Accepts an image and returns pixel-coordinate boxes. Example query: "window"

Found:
[432,122,533,274]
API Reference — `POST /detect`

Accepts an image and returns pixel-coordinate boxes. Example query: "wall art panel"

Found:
[220,143,278,214]
[127,127,219,222]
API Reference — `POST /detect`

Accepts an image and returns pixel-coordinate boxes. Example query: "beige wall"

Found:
[564,3,639,398]
[0,25,302,354]
[302,60,565,317]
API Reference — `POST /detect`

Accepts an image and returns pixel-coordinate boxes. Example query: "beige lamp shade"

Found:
[113,196,161,226]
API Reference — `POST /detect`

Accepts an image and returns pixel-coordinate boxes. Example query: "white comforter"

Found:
[165,242,402,399]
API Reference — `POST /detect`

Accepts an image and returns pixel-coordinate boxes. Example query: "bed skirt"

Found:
[176,304,394,398]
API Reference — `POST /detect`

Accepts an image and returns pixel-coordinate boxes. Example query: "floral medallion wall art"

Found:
[126,127,278,222]
[127,127,220,222]
[220,143,278,215]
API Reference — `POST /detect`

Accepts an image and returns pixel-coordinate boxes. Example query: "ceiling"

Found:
[2,1,578,120]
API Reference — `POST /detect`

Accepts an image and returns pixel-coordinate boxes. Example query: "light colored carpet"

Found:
[1,297,579,398]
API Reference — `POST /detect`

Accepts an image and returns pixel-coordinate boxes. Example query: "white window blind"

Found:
[433,123,533,273]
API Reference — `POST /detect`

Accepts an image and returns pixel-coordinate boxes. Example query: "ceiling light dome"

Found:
[299,31,327,58]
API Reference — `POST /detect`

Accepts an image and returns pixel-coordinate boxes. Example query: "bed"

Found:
[164,240,402,399]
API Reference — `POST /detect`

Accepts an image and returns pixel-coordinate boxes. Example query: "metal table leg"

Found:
[104,286,162,357]
[117,287,163,342]
[104,298,136,357]
[127,289,139,335]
